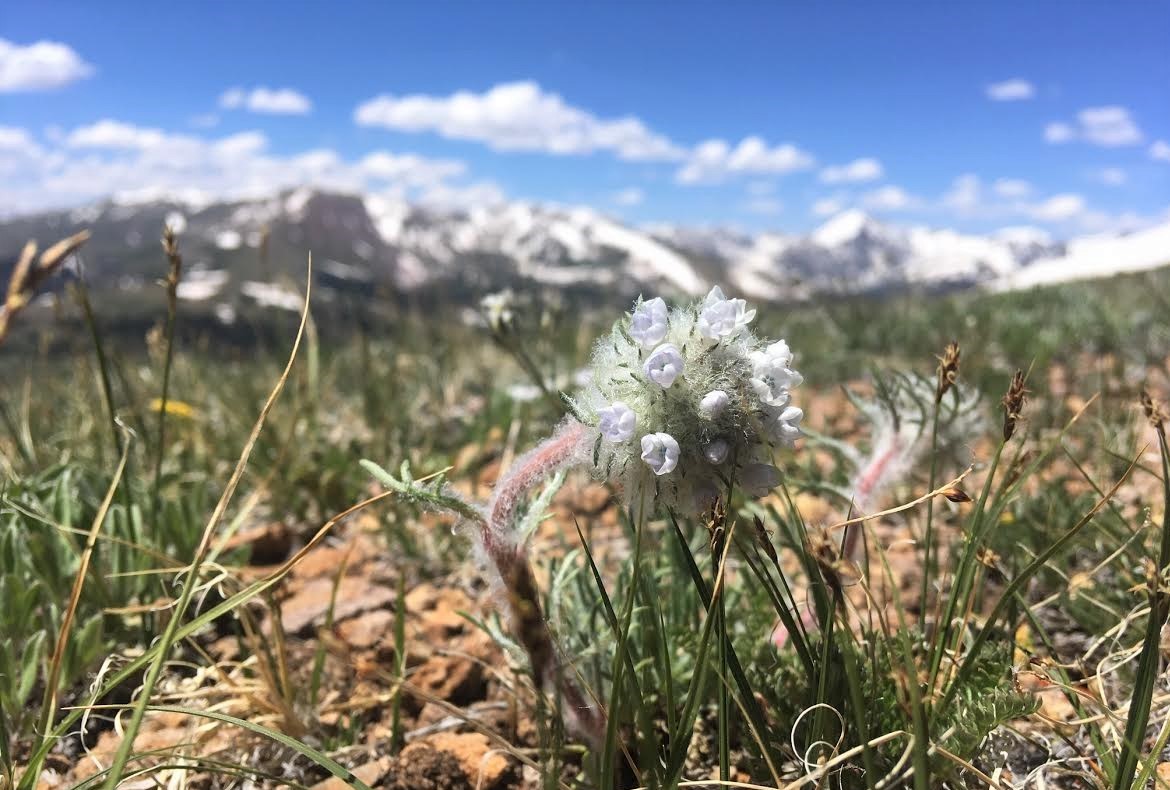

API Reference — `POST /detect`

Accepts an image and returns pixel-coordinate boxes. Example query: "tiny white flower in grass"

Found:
[704,438,730,465]
[481,289,515,331]
[698,286,756,342]
[741,463,781,496]
[640,432,680,475]
[597,401,637,442]
[699,390,730,419]
[643,343,684,388]
[629,297,669,348]
[750,340,803,406]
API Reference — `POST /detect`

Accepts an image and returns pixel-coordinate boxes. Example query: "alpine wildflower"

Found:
[597,401,637,442]
[629,296,669,347]
[643,343,685,388]
[641,432,681,475]
[697,285,756,342]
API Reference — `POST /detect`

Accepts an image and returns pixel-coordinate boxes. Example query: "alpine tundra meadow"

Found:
[2,2,1170,788]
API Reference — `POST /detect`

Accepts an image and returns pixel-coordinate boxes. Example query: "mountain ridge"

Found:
[1,189,1166,314]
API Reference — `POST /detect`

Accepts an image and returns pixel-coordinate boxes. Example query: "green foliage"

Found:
[0,261,1167,786]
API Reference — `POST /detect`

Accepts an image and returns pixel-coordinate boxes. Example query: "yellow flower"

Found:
[149,398,198,419]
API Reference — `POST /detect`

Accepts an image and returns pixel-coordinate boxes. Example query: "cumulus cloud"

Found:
[811,197,844,217]
[220,86,312,115]
[0,126,43,156]
[985,79,1034,101]
[0,38,93,92]
[819,157,882,184]
[993,178,1032,198]
[1,119,489,215]
[1045,106,1143,147]
[1151,140,1170,163]
[612,187,644,206]
[67,119,169,149]
[1030,193,1085,221]
[862,185,917,211]
[675,136,814,184]
[1045,122,1075,143]
[355,81,683,161]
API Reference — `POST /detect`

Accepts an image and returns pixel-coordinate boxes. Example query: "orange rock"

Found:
[411,653,487,705]
[422,732,515,790]
[310,757,392,790]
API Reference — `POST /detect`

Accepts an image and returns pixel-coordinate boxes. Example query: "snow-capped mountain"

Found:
[1,189,1165,314]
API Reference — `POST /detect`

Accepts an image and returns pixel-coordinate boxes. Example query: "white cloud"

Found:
[0,38,93,92]
[862,185,916,211]
[612,187,644,206]
[1030,193,1085,221]
[0,126,42,156]
[675,136,814,184]
[1,119,487,215]
[985,79,1034,101]
[993,178,1031,198]
[1045,122,1075,143]
[811,198,844,217]
[1151,140,1170,163]
[819,157,883,184]
[220,86,312,115]
[742,197,783,215]
[1045,106,1143,147]
[1096,167,1126,186]
[67,119,169,149]
[942,174,983,213]
[359,151,466,185]
[355,81,683,161]
[1078,106,1142,146]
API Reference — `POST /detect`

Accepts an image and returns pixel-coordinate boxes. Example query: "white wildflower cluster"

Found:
[573,286,804,511]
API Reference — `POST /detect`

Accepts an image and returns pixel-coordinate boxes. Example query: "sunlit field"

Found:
[2,228,1168,789]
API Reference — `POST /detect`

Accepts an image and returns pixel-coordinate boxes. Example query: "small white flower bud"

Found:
[643,343,684,388]
[704,439,730,464]
[629,297,669,348]
[699,390,730,419]
[640,432,680,475]
[698,286,756,342]
[597,401,637,442]
[741,463,781,496]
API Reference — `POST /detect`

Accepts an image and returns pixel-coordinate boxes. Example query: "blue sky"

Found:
[2,1,1168,235]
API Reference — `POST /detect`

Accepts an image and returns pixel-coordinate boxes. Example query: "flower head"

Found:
[597,401,637,442]
[641,432,680,475]
[643,343,684,388]
[698,286,756,342]
[574,285,803,511]
[629,297,669,348]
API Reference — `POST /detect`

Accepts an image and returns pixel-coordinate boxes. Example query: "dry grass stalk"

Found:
[0,230,90,346]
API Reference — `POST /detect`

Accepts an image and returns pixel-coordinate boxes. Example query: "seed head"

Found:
[935,340,961,404]
[1001,369,1029,441]
[1141,390,1167,428]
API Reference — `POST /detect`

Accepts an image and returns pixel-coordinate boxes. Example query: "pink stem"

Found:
[480,419,606,743]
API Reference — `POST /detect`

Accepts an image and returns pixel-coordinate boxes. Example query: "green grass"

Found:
[1,255,1169,788]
